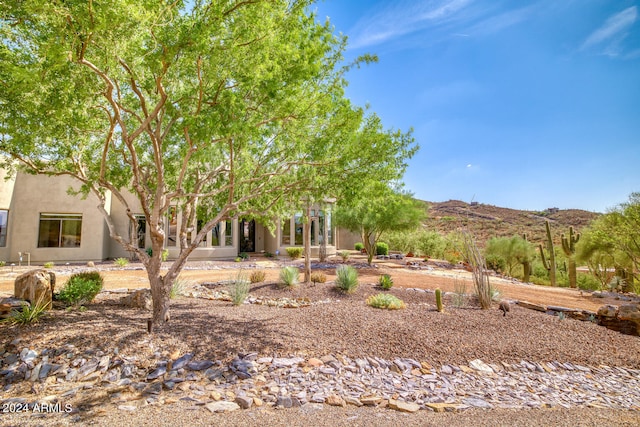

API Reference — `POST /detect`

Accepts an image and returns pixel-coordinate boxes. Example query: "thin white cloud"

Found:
[466,5,535,36]
[348,0,473,49]
[581,6,637,51]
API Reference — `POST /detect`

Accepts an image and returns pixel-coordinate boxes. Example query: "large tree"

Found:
[334,183,425,265]
[0,0,414,327]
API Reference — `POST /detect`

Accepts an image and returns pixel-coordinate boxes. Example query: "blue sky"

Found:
[313,0,640,213]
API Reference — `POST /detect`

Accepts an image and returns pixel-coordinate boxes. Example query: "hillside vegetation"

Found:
[422,200,599,247]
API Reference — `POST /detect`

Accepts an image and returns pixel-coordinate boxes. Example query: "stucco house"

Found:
[0,169,340,264]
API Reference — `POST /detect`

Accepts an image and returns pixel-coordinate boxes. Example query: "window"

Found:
[319,210,333,245]
[131,215,146,248]
[281,218,291,245]
[196,219,208,247]
[224,221,233,246]
[38,213,82,248]
[294,213,303,245]
[0,210,7,247]
[166,206,177,247]
[211,222,221,246]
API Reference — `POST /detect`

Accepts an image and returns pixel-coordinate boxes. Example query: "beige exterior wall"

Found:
[2,173,109,263]
[337,229,361,251]
[0,168,16,262]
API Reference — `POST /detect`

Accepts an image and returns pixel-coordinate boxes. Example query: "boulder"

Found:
[0,298,31,318]
[120,289,152,310]
[516,300,547,312]
[597,303,640,336]
[14,270,55,310]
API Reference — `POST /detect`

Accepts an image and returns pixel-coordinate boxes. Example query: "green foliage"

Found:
[114,257,129,268]
[146,248,169,262]
[2,293,48,326]
[0,261,6,267]
[485,254,506,273]
[366,293,405,310]
[228,271,250,306]
[249,270,266,283]
[378,274,393,290]
[279,267,300,288]
[354,243,364,251]
[264,251,274,258]
[435,288,444,312]
[338,250,351,262]
[239,252,249,260]
[57,272,104,306]
[286,247,303,260]
[310,272,327,285]
[576,273,601,291]
[375,242,389,256]
[538,221,557,287]
[335,265,359,293]
[170,277,189,299]
[43,262,54,268]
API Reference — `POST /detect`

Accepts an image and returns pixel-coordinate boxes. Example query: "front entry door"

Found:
[239,219,255,253]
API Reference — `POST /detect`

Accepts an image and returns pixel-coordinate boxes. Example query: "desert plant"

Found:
[461,230,492,309]
[0,261,6,267]
[375,242,389,256]
[538,220,557,287]
[366,293,405,310]
[170,277,190,299]
[56,272,104,306]
[264,251,274,258]
[43,262,54,268]
[335,265,358,293]
[114,257,129,268]
[576,273,600,291]
[378,274,393,290]
[561,226,581,289]
[489,285,501,302]
[354,243,364,251]
[338,250,350,262]
[435,288,444,312]
[239,252,249,260]
[2,293,48,326]
[250,270,266,283]
[310,272,327,285]
[451,278,467,308]
[485,254,506,273]
[279,266,299,287]
[228,271,250,306]
[286,247,303,260]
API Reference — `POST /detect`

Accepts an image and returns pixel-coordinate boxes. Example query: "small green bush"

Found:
[338,250,350,262]
[379,274,393,290]
[310,272,327,285]
[286,247,303,259]
[366,293,405,310]
[279,266,299,287]
[43,262,55,268]
[114,257,129,268]
[2,293,48,326]
[354,243,364,251]
[485,254,506,273]
[264,251,274,258]
[335,265,358,293]
[0,261,6,267]
[239,252,249,260]
[234,257,242,262]
[57,272,104,306]
[375,242,389,256]
[250,270,266,283]
[228,271,250,306]
[577,273,600,291]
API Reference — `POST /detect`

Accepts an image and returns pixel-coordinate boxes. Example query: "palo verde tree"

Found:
[0,0,408,327]
[334,183,425,265]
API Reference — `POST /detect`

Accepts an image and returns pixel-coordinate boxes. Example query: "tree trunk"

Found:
[149,274,171,329]
[362,231,374,265]
[522,260,531,283]
[304,204,311,284]
[568,257,577,288]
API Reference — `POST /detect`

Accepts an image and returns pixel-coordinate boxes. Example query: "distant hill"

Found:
[421,200,600,247]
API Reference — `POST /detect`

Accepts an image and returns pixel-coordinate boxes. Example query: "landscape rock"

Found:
[205,401,240,413]
[14,270,54,309]
[388,399,420,413]
[120,289,152,310]
[517,300,547,312]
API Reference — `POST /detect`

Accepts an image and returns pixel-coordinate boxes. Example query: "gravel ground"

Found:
[1,277,639,426]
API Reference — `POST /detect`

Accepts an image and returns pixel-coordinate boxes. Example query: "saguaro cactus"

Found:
[522,233,531,283]
[561,226,581,289]
[538,221,556,287]
[435,288,444,312]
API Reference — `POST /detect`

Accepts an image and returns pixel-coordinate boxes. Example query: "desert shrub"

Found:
[485,254,506,273]
[378,274,393,290]
[57,272,104,306]
[114,257,129,268]
[417,231,447,259]
[0,261,6,267]
[170,277,190,299]
[239,252,249,260]
[451,278,468,308]
[375,242,389,256]
[228,271,250,306]
[43,262,54,268]
[310,272,326,285]
[286,247,303,260]
[335,265,358,293]
[338,250,350,262]
[250,270,266,283]
[354,243,364,251]
[234,257,242,262]
[366,293,405,310]
[443,250,462,264]
[577,273,600,291]
[264,251,274,258]
[2,295,48,326]
[279,266,299,287]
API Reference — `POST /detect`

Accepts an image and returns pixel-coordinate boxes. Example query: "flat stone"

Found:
[517,301,547,312]
[462,397,493,409]
[425,402,461,413]
[326,394,346,407]
[186,360,214,371]
[388,399,420,413]
[235,395,253,409]
[469,359,494,375]
[205,401,240,413]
